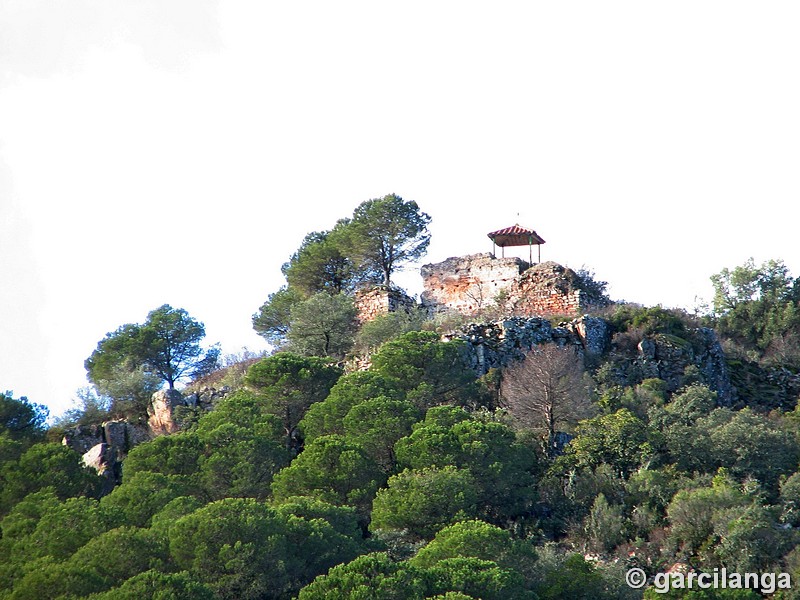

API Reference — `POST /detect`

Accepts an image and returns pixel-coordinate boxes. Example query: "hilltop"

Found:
[4,196,800,598]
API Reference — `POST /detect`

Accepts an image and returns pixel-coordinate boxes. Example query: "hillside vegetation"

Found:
[4,197,800,598]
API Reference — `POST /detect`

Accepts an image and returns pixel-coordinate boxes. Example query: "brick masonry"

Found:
[420,253,607,318]
[420,253,528,316]
[354,286,418,323]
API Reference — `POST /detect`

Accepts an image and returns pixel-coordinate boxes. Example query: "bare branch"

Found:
[500,343,592,456]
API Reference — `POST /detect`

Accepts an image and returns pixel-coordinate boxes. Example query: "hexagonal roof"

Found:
[487,224,546,247]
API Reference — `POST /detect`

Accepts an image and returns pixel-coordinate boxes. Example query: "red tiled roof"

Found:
[487,224,546,246]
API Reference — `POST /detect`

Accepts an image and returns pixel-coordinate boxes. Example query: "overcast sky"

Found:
[2,2,799,417]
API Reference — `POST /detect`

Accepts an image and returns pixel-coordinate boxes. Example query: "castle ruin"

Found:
[354,224,609,323]
[420,254,604,317]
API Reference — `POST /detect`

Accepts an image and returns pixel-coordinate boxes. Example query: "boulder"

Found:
[82,442,119,493]
[82,442,113,474]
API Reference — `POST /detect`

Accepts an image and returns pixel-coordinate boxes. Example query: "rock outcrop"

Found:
[63,419,149,489]
[62,424,104,455]
[62,387,229,490]
[81,443,117,493]
[82,443,113,474]
[633,328,735,405]
[63,420,149,459]
[147,386,229,436]
[451,315,734,405]
[183,386,231,410]
[147,389,187,435]
[451,315,611,375]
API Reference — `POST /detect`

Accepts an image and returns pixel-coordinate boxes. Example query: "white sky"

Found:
[2,2,799,416]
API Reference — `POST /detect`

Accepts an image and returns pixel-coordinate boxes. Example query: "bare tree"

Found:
[500,343,591,457]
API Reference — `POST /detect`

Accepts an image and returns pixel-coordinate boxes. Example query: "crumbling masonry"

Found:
[354,253,609,323]
[420,253,608,318]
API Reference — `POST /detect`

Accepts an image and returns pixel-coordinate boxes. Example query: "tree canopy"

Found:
[0,391,48,441]
[286,292,358,359]
[283,224,374,296]
[500,344,590,456]
[20,242,800,598]
[710,258,800,365]
[86,304,219,391]
[252,194,431,345]
[347,194,431,286]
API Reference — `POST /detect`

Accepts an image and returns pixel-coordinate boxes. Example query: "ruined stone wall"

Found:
[502,262,594,316]
[421,254,605,318]
[420,253,529,316]
[354,286,417,323]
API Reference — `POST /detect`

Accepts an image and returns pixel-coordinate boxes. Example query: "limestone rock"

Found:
[101,420,150,455]
[62,424,104,454]
[652,334,694,391]
[638,338,656,360]
[183,386,230,411]
[693,328,735,406]
[453,316,735,407]
[82,442,113,474]
[147,389,185,436]
[65,420,149,489]
[81,442,119,493]
[103,420,128,452]
[453,316,559,374]
[633,329,736,405]
[570,315,611,357]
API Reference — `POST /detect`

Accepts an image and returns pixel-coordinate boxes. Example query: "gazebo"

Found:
[487,224,546,264]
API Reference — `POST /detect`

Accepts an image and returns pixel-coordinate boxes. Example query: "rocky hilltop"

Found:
[450,315,735,406]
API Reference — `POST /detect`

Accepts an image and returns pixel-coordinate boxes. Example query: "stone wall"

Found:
[354,286,417,323]
[421,254,607,318]
[420,253,528,316]
[501,262,597,316]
